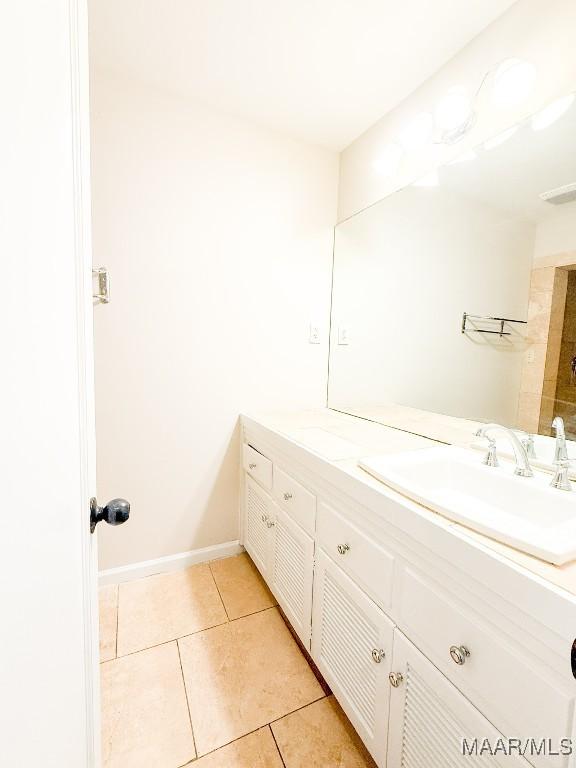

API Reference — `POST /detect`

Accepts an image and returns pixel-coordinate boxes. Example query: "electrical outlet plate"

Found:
[309,323,321,344]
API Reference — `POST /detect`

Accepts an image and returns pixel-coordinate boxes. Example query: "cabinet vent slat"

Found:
[273,518,306,622]
[246,483,267,566]
[319,569,379,735]
[401,662,486,767]
[323,588,376,650]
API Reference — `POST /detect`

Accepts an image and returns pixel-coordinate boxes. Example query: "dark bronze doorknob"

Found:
[90,497,130,533]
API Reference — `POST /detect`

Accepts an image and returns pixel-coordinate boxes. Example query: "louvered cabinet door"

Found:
[311,549,394,767]
[269,503,314,649]
[244,476,273,580]
[387,630,531,768]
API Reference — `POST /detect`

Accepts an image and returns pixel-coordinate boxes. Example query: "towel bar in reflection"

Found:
[461,312,527,337]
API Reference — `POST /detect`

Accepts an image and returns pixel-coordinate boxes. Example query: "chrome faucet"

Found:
[551,416,572,491]
[552,416,569,462]
[475,423,534,477]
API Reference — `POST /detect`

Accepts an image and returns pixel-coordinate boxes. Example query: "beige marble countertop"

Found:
[243,407,576,597]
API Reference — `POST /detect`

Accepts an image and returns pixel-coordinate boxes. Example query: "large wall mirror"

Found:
[328,93,576,448]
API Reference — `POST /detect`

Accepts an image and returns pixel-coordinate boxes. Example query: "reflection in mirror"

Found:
[329,93,576,458]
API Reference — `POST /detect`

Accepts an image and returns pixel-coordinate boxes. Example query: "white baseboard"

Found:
[98,540,244,585]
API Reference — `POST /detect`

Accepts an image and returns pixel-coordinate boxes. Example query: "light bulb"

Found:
[492,58,536,107]
[531,94,575,131]
[483,126,518,150]
[399,112,434,151]
[435,87,474,143]
[413,170,439,187]
[373,143,404,177]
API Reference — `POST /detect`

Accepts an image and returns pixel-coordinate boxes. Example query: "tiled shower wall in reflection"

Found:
[553,270,576,438]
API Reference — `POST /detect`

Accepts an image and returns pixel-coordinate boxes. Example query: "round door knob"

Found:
[371,648,385,663]
[90,497,130,533]
[449,645,470,665]
[337,543,350,555]
[389,672,403,688]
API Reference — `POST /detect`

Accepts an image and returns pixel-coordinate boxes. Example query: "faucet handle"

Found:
[520,433,537,459]
[478,433,499,467]
[551,459,572,492]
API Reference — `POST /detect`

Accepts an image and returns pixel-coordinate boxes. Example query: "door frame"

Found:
[69,0,101,763]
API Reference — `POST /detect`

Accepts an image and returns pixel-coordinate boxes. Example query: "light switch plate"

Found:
[338,326,350,345]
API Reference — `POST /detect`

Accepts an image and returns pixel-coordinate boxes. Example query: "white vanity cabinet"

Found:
[311,549,394,766]
[240,424,576,768]
[244,466,314,649]
[387,631,531,767]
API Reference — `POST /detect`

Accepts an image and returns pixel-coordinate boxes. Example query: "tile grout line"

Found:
[176,637,199,764]
[268,693,328,726]
[105,605,280,663]
[268,724,287,768]
[114,584,119,660]
[172,694,329,765]
[207,561,230,622]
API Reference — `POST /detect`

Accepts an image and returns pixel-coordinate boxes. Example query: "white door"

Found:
[269,503,314,649]
[311,549,394,767]
[387,630,531,767]
[1,3,100,766]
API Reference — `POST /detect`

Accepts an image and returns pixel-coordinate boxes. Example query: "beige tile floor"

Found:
[99,552,376,768]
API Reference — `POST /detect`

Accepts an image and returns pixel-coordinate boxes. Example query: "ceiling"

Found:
[89,0,517,151]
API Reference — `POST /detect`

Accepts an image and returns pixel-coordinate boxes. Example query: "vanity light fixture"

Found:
[431,58,535,146]
[376,57,536,174]
[491,58,536,107]
[399,111,434,151]
[531,93,575,131]
[435,86,475,145]
[373,143,404,177]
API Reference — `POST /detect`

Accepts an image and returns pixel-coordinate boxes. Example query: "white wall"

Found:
[339,0,576,221]
[534,205,576,263]
[91,76,338,570]
[329,186,534,425]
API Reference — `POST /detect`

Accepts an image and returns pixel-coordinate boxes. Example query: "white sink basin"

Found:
[360,445,576,564]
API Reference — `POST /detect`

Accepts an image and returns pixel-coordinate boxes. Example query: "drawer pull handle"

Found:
[371,648,385,663]
[449,645,470,665]
[249,463,257,469]
[389,672,403,688]
[261,514,269,523]
[283,492,293,501]
[337,543,350,555]
[266,520,275,528]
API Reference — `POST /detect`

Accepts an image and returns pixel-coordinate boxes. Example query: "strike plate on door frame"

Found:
[92,266,110,304]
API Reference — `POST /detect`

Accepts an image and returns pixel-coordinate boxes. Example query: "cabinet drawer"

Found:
[243,444,272,490]
[273,467,316,536]
[317,502,395,612]
[397,566,575,768]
